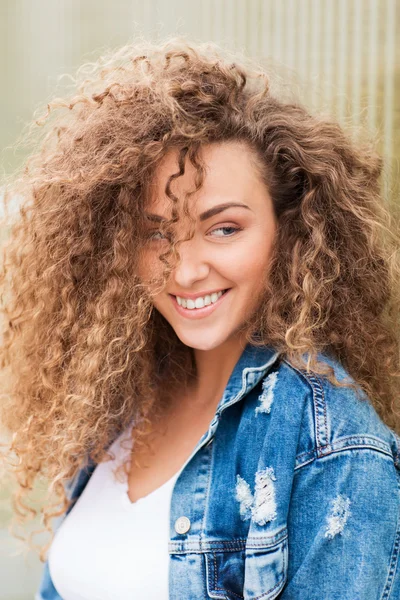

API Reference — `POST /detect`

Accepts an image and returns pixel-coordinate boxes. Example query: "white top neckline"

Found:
[108,421,183,510]
[48,421,184,600]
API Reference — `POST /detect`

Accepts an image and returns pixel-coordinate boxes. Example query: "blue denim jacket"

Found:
[37,343,400,599]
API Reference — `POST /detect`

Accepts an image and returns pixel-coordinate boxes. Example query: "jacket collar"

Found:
[217,341,282,414]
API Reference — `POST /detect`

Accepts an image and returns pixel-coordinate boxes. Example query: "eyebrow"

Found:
[144,202,252,223]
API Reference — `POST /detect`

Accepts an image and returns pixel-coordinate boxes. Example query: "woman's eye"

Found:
[146,230,169,242]
[209,226,242,238]
[146,226,242,242]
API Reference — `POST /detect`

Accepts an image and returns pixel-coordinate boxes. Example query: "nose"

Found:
[171,237,211,288]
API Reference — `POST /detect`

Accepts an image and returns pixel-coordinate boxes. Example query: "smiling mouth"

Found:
[173,289,229,306]
[170,288,231,318]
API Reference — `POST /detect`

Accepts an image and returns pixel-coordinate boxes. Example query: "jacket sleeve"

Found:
[35,560,63,600]
[280,448,400,599]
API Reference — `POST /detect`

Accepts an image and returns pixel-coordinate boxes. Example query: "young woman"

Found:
[0,37,399,600]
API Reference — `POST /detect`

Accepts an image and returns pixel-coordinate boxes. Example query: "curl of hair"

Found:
[0,35,399,560]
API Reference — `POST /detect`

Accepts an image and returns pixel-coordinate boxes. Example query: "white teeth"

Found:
[195,296,204,308]
[177,290,225,309]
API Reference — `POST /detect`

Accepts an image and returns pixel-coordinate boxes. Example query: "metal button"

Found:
[175,516,191,534]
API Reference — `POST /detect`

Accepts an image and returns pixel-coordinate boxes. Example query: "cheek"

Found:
[137,251,161,283]
[221,236,274,285]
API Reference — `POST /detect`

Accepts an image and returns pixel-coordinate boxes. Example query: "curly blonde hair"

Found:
[1,36,400,560]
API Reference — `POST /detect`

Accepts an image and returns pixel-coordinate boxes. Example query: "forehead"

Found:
[146,142,267,214]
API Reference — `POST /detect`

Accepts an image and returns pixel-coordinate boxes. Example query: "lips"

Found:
[174,289,227,305]
[172,289,228,302]
[170,288,231,320]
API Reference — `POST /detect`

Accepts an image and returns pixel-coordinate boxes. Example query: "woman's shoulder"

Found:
[265,351,400,472]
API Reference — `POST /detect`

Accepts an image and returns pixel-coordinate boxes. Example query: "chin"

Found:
[174,329,233,352]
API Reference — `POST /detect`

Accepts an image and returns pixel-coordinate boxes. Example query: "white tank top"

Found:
[48,423,183,600]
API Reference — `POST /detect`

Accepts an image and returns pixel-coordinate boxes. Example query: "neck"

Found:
[190,331,248,407]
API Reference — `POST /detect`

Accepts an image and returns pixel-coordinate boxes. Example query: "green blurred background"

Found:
[0,1,399,598]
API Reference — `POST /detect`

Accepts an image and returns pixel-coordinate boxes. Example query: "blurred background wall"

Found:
[0,1,399,598]
[1,0,399,201]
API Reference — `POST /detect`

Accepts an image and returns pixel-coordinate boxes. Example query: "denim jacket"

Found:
[37,342,400,599]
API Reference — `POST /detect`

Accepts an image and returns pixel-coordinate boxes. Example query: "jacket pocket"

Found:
[243,532,288,600]
[205,548,246,599]
[204,531,288,600]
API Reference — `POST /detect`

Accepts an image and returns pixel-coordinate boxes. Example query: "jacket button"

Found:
[175,516,191,534]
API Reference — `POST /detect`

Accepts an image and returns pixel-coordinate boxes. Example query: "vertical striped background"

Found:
[1,0,398,202]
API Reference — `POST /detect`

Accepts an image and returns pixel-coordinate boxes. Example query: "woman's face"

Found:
[139,141,277,352]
